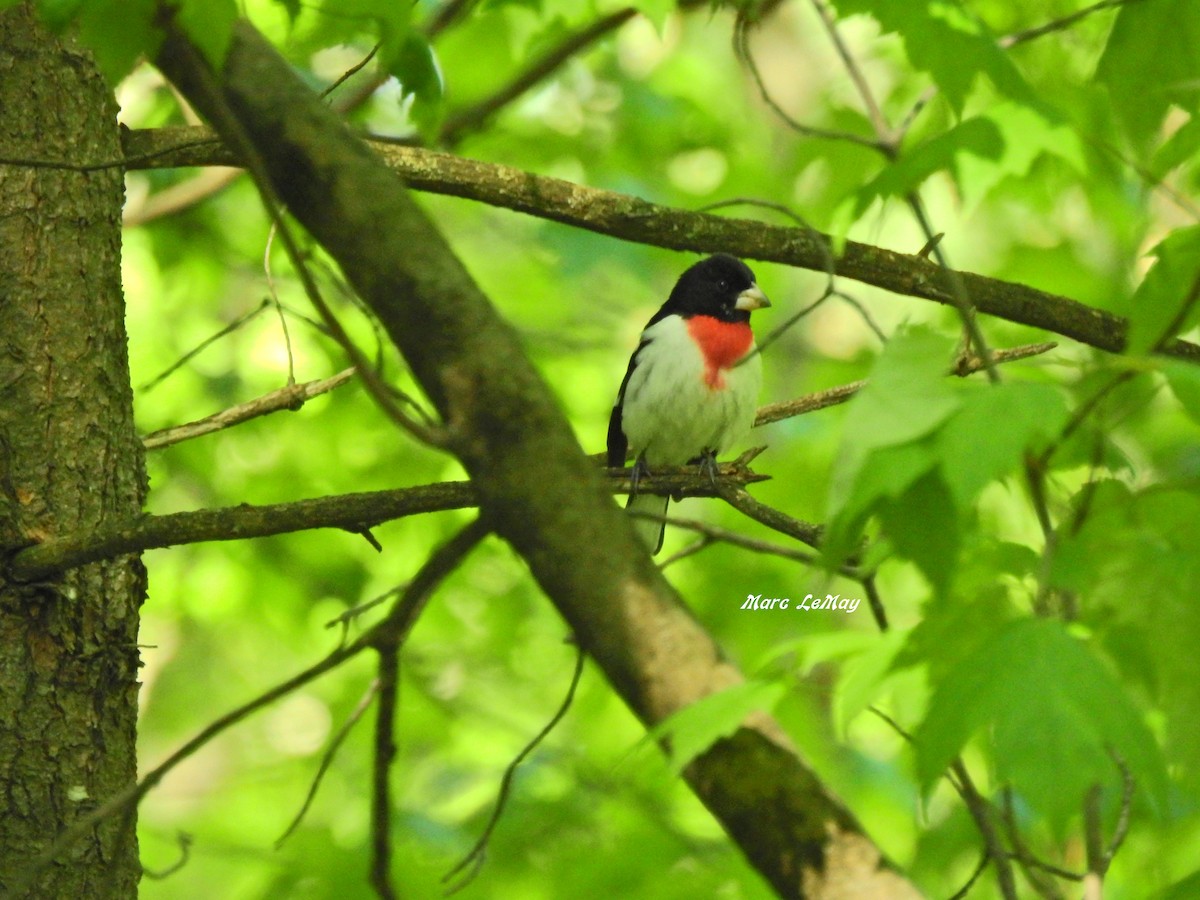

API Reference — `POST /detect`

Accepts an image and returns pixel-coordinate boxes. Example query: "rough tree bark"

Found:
[0,6,145,897]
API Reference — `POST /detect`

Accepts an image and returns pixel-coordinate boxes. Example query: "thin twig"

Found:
[1003,788,1065,899]
[370,645,400,900]
[320,42,381,100]
[656,535,716,570]
[142,832,193,880]
[636,511,821,566]
[142,367,356,450]
[809,0,893,146]
[947,854,990,900]
[861,574,888,632]
[1103,749,1135,872]
[440,8,637,145]
[264,222,297,385]
[1003,0,1144,49]
[276,680,380,847]
[952,760,1019,900]
[426,0,477,38]
[716,484,824,549]
[139,298,270,391]
[442,642,586,895]
[734,16,884,153]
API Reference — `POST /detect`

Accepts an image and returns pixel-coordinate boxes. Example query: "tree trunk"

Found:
[0,5,145,897]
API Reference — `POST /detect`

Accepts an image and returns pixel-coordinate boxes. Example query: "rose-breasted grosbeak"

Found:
[607,254,770,553]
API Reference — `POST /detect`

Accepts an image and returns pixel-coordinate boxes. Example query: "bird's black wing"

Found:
[606,339,648,467]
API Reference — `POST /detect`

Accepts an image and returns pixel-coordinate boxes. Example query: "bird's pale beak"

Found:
[735,283,771,311]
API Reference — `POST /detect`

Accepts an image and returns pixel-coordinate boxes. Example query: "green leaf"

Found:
[269,0,301,25]
[35,0,86,31]
[936,381,1069,510]
[915,618,1167,827]
[1161,359,1200,426]
[74,0,161,84]
[824,327,959,565]
[1096,0,1200,145]
[1152,114,1200,179]
[828,327,960,510]
[646,681,786,774]
[833,628,909,734]
[830,0,1037,115]
[633,0,673,33]
[175,0,237,70]
[955,102,1087,211]
[1123,225,1200,354]
[855,117,1003,216]
[877,470,959,596]
[382,31,444,139]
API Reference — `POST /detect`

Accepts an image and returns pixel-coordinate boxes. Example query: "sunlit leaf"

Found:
[74,0,160,84]
[830,0,1038,114]
[382,30,443,138]
[1096,0,1200,145]
[35,0,85,31]
[176,0,237,69]
[936,381,1069,510]
[646,681,787,774]
[1161,358,1200,426]
[1123,225,1200,354]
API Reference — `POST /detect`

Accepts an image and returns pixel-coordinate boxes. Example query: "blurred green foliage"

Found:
[39,0,1200,895]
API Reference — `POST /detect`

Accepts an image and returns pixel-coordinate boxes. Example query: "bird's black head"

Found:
[654,254,771,325]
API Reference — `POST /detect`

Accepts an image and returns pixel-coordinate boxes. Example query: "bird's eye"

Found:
[717,279,729,292]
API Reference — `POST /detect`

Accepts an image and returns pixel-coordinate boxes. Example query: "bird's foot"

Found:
[630,456,651,497]
[697,450,719,487]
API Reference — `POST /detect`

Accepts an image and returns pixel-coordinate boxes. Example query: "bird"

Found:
[607,254,770,553]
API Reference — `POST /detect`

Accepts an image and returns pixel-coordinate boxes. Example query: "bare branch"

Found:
[734,15,884,152]
[370,644,400,900]
[754,341,1057,426]
[276,679,379,848]
[947,854,991,900]
[365,518,493,898]
[117,126,1200,364]
[142,368,356,450]
[5,463,767,582]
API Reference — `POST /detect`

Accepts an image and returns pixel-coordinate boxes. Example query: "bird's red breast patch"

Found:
[687,315,754,390]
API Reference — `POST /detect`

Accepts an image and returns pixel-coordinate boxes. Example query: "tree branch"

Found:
[5,463,768,583]
[142,367,357,450]
[118,126,1200,364]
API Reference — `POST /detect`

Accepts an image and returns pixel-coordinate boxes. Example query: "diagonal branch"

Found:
[439,8,637,145]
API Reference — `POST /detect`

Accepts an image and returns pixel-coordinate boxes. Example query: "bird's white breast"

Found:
[621,315,762,466]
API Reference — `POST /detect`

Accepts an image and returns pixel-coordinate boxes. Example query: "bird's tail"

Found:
[627,491,668,555]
